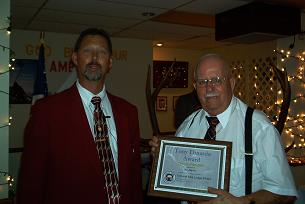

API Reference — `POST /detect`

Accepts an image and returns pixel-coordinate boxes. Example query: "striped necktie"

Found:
[91,96,120,204]
[204,116,219,140]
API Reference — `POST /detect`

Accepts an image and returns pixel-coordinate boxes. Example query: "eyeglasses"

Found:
[195,76,226,87]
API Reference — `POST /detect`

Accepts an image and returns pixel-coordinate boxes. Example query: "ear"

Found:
[108,56,113,72]
[71,52,78,66]
[105,55,113,74]
[193,81,197,90]
[229,78,235,91]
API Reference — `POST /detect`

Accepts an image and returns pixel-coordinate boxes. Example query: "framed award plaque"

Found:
[148,136,232,202]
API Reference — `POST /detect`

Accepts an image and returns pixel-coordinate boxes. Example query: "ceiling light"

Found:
[142,12,155,17]
[156,43,163,47]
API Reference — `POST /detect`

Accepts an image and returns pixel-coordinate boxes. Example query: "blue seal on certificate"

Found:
[163,172,175,183]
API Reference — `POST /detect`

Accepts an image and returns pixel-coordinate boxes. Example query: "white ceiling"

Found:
[10,0,305,50]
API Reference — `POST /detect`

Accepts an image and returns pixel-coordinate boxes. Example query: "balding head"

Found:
[194,53,231,80]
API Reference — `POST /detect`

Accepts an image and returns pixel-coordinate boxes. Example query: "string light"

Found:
[0,17,12,51]
[6,26,11,35]
[0,26,10,35]
[0,170,14,198]
[0,16,11,35]
[0,171,14,187]
[274,48,305,166]
[0,16,15,198]
[0,116,12,128]
[0,45,16,75]
[0,64,14,75]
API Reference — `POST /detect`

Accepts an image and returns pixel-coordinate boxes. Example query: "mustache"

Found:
[205,92,220,98]
[86,62,102,68]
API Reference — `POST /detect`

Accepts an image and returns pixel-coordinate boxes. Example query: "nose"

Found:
[92,51,97,61]
[205,82,215,92]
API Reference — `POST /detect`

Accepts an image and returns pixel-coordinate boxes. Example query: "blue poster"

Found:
[9,59,38,104]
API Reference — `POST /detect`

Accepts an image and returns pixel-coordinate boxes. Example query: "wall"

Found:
[0,0,10,199]
[153,47,203,132]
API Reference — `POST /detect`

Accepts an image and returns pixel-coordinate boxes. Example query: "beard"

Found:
[83,62,103,81]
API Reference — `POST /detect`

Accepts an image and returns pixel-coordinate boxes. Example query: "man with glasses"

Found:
[149,53,297,204]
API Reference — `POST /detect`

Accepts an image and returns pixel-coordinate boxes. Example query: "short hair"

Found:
[73,28,112,54]
[194,53,231,79]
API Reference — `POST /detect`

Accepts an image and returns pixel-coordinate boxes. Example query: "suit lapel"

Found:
[108,94,130,189]
[68,85,104,177]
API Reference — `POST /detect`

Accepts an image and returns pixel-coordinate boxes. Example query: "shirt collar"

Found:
[76,80,107,107]
[205,96,237,129]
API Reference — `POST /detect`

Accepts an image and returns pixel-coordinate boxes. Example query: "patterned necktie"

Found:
[204,116,219,140]
[91,96,120,204]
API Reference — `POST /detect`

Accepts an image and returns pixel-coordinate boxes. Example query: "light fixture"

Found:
[156,43,163,47]
[142,12,155,17]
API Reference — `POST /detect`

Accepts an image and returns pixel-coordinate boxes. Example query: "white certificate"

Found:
[148,136,232,202]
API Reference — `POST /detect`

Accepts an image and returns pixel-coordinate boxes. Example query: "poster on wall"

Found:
[153,60,188,88]
[9,59,38,104]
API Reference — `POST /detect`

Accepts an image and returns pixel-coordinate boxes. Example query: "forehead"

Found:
[197,58,225,77]
[79,35,108,47]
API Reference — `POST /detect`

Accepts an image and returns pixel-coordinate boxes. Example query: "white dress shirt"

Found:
[176,96,297,198]
[76,80,119,175]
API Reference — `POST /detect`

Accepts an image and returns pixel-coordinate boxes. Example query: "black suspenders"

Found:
[188,107,255,195]
[245,106,254,195]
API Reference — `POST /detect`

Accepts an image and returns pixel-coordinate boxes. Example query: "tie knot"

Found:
[206,116,219,127]
[91,96,101,106]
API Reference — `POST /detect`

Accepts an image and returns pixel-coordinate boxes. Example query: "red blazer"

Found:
[17,84,143,204]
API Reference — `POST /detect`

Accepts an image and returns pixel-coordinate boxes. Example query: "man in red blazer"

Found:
[17,28,143,204]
